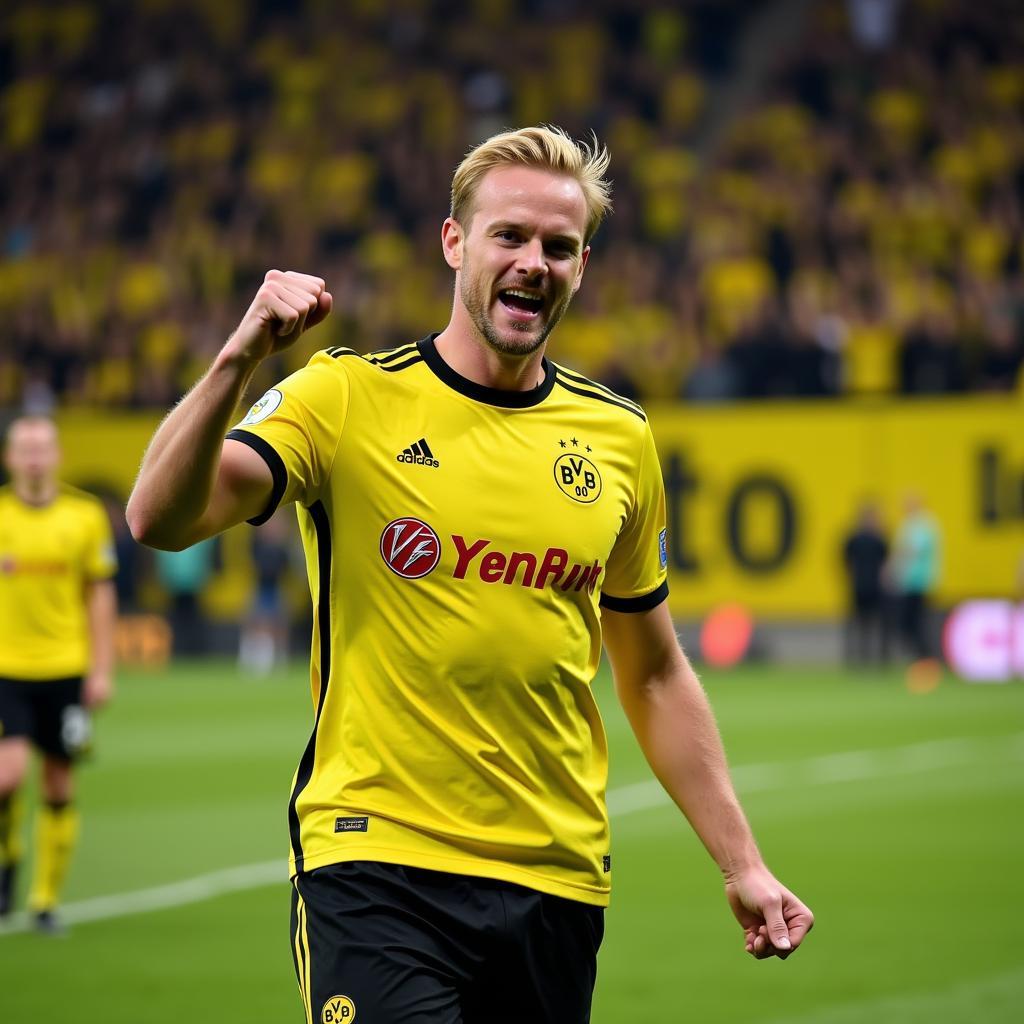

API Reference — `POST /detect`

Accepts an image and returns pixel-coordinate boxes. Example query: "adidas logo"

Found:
[396,437,440,468]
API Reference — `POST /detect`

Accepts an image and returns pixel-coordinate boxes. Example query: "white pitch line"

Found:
[606,731,1024,816]
[0,859,283,936]
[2,732,1021,937]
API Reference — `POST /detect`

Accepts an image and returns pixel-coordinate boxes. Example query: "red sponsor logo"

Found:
[0,555,67,576]
[452,536,602,594]
[380,518,442,579]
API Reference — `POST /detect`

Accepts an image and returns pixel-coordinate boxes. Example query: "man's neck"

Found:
[433,316,547,393]
[14,479,58,507]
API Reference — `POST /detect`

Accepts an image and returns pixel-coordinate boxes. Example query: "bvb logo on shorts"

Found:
[61,705,93,757]
[554,453,602,504]
[322,995,356,1023]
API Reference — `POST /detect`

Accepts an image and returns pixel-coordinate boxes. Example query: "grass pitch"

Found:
[1,660,1021,1023]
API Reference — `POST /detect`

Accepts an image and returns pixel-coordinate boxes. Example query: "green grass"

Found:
[1,661,1021,1023]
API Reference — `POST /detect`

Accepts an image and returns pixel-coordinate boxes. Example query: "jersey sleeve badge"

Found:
[239,388,284,426]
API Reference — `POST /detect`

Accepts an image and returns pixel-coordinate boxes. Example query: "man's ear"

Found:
[441,217,464,271]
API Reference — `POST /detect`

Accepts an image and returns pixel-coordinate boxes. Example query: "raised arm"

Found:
[602,601,814,960]
[126,271,331,550]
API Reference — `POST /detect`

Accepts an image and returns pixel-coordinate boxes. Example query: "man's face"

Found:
[4,419,60,487]
[446,165,590,358]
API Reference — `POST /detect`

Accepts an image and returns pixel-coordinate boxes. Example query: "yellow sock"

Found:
[0,792,25,866]
[28,802,80,912]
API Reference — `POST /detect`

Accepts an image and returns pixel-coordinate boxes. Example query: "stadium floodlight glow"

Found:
[942,600,1024,683]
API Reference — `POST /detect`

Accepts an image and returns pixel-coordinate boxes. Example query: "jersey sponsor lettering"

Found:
[0,556,69,576]
[451,535,603,593]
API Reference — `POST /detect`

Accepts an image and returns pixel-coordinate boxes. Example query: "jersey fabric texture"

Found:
[0,487,116,679]
[292,861,603,1024]
[227,335,668,906]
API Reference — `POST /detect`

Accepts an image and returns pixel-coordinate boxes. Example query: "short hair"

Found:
[450,125,612,245]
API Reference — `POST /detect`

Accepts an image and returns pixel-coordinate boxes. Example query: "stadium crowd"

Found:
[0,0,1021,409]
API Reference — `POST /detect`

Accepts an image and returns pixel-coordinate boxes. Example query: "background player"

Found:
[0,416,117,932]
[127,127,812,1020]
[841,499,891,666]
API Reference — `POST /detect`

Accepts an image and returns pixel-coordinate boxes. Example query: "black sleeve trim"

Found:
[225,429,287,525]
[600,580,669,613]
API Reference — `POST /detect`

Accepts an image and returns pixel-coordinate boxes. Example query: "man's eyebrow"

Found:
[545,233,583,251]
[487,221,583,250]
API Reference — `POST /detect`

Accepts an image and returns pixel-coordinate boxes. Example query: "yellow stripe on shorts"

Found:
[293,880,312,1024]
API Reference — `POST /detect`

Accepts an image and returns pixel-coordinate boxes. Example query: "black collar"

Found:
[418,334,556,409]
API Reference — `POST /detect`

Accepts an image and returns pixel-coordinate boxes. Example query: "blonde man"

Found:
[0,416,117,932]
[128,126,812,1022]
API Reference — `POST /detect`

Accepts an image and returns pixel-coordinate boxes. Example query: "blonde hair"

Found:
[450,125,612,245]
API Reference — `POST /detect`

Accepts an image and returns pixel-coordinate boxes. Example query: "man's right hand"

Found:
[127,269,331,550]
[225,270,333,365]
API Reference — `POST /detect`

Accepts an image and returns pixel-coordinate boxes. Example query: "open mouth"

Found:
[498,288,544,318]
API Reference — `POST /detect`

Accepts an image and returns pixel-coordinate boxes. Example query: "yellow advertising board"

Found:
[50,396,1023,620]
[648,396,1023,618]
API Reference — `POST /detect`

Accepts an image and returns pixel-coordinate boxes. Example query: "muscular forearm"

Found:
[616,661,761,877]
[127,271,330,551]
[606,602,812,958]
[126,348,257,549]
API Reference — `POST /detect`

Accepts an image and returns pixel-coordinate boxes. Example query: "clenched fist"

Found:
[225,270,333,365]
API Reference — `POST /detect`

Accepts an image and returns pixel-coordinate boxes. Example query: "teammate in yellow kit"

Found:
[0,417,117,932]
[128,127,812,1021]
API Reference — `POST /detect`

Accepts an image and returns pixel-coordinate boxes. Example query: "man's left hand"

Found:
[725,864,814,960]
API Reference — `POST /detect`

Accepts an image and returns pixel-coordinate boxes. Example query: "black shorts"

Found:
[290,861,604,1024]
[0,676,91,762]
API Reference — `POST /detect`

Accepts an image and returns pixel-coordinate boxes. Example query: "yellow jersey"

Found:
[228,336,668,906]
[0,485,117,679]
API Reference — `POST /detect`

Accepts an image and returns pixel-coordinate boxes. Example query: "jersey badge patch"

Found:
[659,528,668,569]
[554,438,602,504]
[380,518,442,579]
[334,816,369,833]
[322,995,356,1022]
[238,388,283,426]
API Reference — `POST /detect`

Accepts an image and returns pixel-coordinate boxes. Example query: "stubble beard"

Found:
[460,274,573,359]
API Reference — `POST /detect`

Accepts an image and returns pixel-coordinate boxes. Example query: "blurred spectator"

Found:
[975,309,1024,391]
[238,513,293,675]
[899,311,967,394]
[99,491,144,613]
[0,0,1020,406]
[683,338,740,402]
[846,0,903,51]
[890,493,941,660]
[154,539,218,657]
[841,500,891,666]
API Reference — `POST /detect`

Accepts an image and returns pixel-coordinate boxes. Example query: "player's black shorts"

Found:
[290,861,604,1024]
[0,676,91,762]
